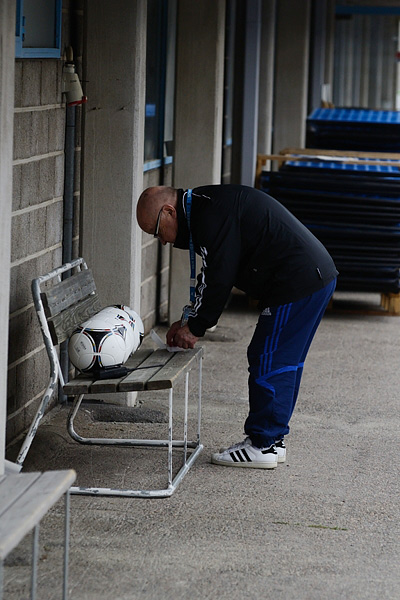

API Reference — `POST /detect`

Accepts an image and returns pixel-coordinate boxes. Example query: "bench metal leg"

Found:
[168,387,173,488]
[16,376,57,468]
[18,265,73,468]
[31,524,39,600]
[0,559,3,600]
[68,357,203,497]
[67,393,198,449]
[63,491,71,600]
[184,372,189,463]
[197,354,202,445]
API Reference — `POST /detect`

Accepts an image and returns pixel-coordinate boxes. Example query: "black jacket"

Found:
[174,185,338,337]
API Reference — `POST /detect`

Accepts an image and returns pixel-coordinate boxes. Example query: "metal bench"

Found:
[0,469,76,600]
[16,258,203,498]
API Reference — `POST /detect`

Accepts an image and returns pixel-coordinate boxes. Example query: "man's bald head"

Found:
[136,186,179,243]
[136,186,177,233]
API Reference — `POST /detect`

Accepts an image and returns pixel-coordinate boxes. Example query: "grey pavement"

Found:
[5,291,400,600]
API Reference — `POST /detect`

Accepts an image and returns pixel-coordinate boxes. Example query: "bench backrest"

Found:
[43,269,101,345]
[17,259,102,467]
[32,258,102,349]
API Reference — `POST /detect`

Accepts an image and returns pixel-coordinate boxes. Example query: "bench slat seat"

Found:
[88,349,154,394]
[62,348,203,395]
[146,349,203,390]
[0,470,75,600]
[0,470,75,560]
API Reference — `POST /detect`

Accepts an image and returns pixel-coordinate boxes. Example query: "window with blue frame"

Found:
[15,0,62,59]
[144,0,176,171]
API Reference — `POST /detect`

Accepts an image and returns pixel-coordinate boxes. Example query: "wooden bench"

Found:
[0,470,76,600]
[16,258,203,498]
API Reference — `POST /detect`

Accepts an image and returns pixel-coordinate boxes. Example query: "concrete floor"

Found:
[4,292,400,600]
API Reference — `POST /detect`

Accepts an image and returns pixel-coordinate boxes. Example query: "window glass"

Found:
[145,0,163,162]
[15,0,62,58]
[144,0,176,168]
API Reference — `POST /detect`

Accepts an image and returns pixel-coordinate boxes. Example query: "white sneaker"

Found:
[219,437,287,462]
[275,438,286,463]
[211,437,278,469]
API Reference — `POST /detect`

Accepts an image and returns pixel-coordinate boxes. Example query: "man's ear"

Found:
[164,204,177,218]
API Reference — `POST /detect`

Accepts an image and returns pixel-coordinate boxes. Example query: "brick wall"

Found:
[6,2,83,447]
[6,1,171,450]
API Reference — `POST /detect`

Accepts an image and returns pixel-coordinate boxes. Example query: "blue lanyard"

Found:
[186,189,196,304]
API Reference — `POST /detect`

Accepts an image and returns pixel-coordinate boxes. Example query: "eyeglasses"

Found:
[153,207,163,239]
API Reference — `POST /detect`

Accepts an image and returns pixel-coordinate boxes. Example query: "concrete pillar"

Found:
[82,0,146,404]
[309,0,335,108]
[272,0,311,154]
[309,0,330,111]
[0,0,15,474]
[343,18,354,106]
[324,0,336,97]
[333,14,348,107]
[369,18,384,109]
[241,0,261,187]
[169,0,225,324]
[351,16,363,108]
[257,0,276,165]
[360,16,371,107]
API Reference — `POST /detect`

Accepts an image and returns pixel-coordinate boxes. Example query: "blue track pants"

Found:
[244,279,336,448]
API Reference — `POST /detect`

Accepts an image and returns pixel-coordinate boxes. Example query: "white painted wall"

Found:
[81,0,146,404]
[0,0,15,474]
[169,0,225,324]
[82,0,145,312]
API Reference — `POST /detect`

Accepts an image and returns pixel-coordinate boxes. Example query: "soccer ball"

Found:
[114,305,144,352]
[68,305,144,373]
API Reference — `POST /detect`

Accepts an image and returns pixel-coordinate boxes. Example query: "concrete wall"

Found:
[257,0,276,160]
[81,0,145,321]
[6,1,82,447]
[81,0,146,406]
[272,0,311,153]
[169,0,225,324]
[240,0,261,187]
[0,0,15,473]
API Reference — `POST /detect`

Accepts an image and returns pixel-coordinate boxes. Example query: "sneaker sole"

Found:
[277,455,286,464]
[211,456,278,469]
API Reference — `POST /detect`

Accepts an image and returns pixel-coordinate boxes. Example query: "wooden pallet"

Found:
[255,147,400,188]
[327,292,400,316]
[379,292,400,315]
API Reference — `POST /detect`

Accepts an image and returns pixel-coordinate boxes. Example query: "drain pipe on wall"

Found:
[59,47,87,402]
[59,103,75,403]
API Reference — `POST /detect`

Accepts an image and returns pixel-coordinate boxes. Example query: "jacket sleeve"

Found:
[187,213,242,337]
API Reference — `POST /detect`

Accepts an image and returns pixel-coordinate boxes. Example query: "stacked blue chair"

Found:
[306,108,400,152]
[260,157,400,293]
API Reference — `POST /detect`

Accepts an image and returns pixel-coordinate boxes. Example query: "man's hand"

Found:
[166,321,199,349]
